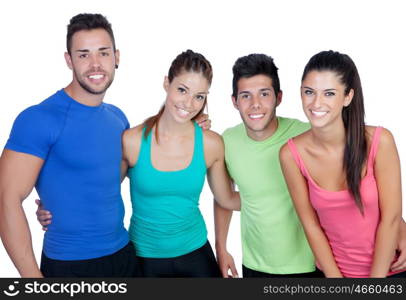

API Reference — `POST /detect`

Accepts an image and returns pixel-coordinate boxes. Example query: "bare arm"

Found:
[391,219,406,271]
[370,128,402,277]
[120,159,129,182]
[205,132,240,211]
[0,149,44,277]
[280,144,343,278]
[214,195,238,278]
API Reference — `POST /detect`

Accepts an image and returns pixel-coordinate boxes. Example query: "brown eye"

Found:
[177,87,186,94]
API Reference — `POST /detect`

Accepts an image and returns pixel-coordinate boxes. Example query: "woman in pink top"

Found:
[280,50,406,278]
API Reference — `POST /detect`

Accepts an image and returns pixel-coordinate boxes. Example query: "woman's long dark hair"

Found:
[143,50,213,143]
[302,50,367,214]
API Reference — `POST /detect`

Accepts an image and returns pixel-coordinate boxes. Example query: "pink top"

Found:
[287,127,401,278]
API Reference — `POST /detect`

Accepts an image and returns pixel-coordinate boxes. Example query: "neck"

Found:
[310,120,346,151]
[246,116,279,141]
[158,108,194,138]
[64,81,105,107]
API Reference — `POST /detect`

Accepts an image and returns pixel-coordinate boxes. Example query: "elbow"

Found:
[215,198,238,211]
[379,213,401,231]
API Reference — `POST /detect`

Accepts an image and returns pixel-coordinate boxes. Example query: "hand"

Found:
[216,248,239,278]
[35,199,52,231]
[391,221,406,271]
[195,113,211,130]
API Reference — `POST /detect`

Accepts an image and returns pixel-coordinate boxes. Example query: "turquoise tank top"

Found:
[128,122,208,258]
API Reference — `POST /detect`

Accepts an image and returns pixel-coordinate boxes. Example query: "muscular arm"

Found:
[0,149,44,277]
[370,128,402,277]
[280,144,343,278]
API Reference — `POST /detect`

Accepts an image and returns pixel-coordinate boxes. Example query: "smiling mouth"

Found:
[310,110,328,117]
[176,106,193,116]
[87,74,105,80]
[248,113,265,120]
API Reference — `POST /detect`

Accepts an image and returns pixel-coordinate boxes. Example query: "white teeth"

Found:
[311,110,327,117]
[249,114,264,119]
[89,74,104,79]
[177,107,190,116]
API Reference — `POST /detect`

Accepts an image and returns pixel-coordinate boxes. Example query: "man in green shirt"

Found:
[215,54,318,277]
[215,53,406,277]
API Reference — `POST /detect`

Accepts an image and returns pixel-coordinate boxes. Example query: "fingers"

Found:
[196,114,212,130]
[35,199,42,208]
[391,251,406,271]
[36,210,51,220]
[220,265,229,278]
[229,262,239,278]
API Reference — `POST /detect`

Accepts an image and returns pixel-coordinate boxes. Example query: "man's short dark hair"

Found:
[66,13,116,54]
[232,54,280,98]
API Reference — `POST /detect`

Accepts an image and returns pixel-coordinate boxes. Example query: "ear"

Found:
[276,90,283,107]
[344,89,354,107]
[163,76,170,92]
[64,52,73,70]
[114,49,120,68]
[232,95,239,110]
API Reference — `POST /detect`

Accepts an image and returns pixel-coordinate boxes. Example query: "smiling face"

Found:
[233,74,281,139]
[65,28,119,96]
[301,70,353,129]
[163,71,209,123]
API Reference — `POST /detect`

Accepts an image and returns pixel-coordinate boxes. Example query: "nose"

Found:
[313,92,323,108]
[186,94,196,107]
[251,95,261,109]
[90,53,101,68]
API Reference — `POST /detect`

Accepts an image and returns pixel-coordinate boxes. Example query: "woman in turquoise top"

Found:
[121,50,240,277]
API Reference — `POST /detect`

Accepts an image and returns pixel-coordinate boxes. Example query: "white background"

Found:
[1,0,405,277]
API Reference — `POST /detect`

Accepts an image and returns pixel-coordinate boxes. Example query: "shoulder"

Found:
[222,123,244,145]
[104,103,129,126]
[122,124,144,166]
[203,129,224,149]
[123,124,144,145]
[366,125,396,150]
[279,140,293,163]
[203,130,225,164]
[222,123,244,138]
[278,116,310,135]
[13,103,61,130]
[280,131,310,162]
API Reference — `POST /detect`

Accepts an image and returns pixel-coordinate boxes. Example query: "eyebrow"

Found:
[179,83,208,95]
[238,90,250,95]
[75,47,112,53]
[302,86,337,91]
[259,88,272,92]
[238,88,272,95]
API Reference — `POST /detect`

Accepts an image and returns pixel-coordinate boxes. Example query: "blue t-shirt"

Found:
[5,89,130,260]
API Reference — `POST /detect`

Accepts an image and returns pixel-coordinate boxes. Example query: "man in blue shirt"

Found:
[0,13,137,277]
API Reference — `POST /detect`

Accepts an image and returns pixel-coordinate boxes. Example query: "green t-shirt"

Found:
[223,116,314,274]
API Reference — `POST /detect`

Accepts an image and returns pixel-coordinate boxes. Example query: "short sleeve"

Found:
[106,104,130,130]
[4,105,57,159]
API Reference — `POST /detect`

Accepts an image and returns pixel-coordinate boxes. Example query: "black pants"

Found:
[242,265,325,278]
[138,241,221,277]
[388,270,406,278]
[41,242,140,277]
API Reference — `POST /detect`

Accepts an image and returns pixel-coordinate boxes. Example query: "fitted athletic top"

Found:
[128,122,207,258]
[287,127,403,277]
[5,89,129,260]
[223,117,315,274]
